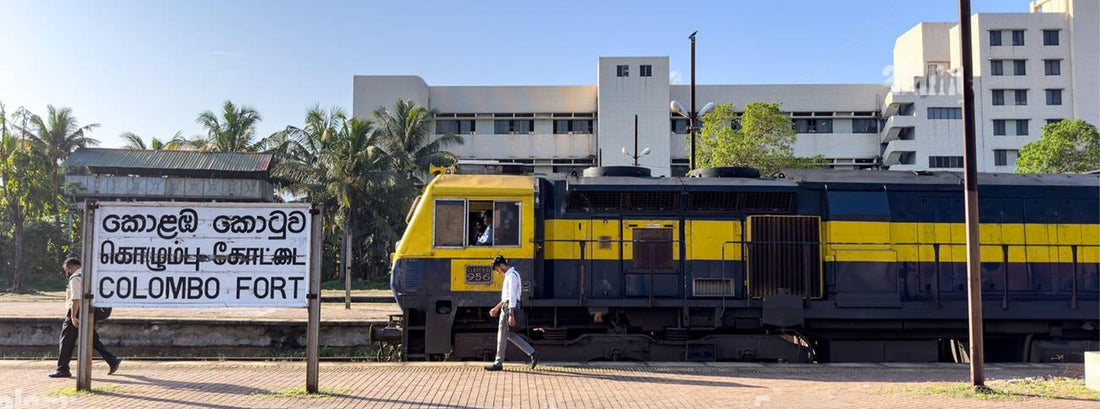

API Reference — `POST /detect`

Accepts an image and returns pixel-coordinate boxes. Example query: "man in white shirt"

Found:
[475,211,492,245]
[49,258,121,378]
[484,255,538,371]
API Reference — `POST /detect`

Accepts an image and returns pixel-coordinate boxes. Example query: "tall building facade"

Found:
[353,0,1098,176]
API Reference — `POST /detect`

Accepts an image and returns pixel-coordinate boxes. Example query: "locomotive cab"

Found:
[390,174,537,359]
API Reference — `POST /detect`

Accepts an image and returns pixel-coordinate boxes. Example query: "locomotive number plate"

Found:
[465,265,493,284]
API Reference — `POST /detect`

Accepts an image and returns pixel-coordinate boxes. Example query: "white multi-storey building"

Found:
[353,0,1097,176]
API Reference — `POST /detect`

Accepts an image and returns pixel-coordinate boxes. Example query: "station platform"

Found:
[0,360,1093,408]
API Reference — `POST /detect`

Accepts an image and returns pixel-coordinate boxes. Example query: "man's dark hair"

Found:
[64,258,81,269]
[482,210,493,219]
[492,255,508,269]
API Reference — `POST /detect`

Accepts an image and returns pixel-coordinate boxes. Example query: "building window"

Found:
[494,119,534,134]
[436,119,476,135]
[852,118,879,133]
[616,65,629,77]
[994,149,1019,166]
[671,118,690,134]
[992,89,1005,106]
[989,30,1002,46]
[1044,59,1061,75]
[1043,29,1059,46]
[1013,60,1026,75]
[553,119,593,134]
[927,107,962,119]
[990,60,1004,76]
[1046,89,1063,105]
[1012,30,1025,46]
[929,156,964,168]
[640,65,652,77]
[1016,119,1029,136]
[792,118,833,133]
[993,120,1006,136]
[1014,89,1028,106]
[1046,118,1064,125]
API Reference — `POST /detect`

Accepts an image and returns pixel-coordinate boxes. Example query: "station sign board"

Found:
[90,202,312,308]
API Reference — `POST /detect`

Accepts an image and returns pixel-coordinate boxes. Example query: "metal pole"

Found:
[306,205,324,394]
[689,31,697,170]
[344,228,352,310]
[76,202,95,391]
[634,114,639,166]
[957,0,985,389]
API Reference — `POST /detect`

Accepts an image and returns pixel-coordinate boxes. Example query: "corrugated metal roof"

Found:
[63,148,272,173]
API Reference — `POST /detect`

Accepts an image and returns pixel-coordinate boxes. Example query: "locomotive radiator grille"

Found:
[747,215,823,299]
[693,278,736,297]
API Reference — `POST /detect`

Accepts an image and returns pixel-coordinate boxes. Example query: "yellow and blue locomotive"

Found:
[390,168,1098,362]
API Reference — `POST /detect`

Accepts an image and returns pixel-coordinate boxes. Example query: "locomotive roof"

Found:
[560,175,797,191]
[540,169,1098,191]
[779,169,1100,187]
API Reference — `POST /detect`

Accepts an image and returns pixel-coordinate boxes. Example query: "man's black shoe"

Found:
[484,364,503,371]
[108,359,122,375]
[529,352,540,370]
[47,370,71,378]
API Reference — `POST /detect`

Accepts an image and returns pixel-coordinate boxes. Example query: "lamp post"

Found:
[671,31,714,170]
[623,114,651,166]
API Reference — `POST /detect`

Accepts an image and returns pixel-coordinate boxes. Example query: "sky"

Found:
[1,0,1025,149]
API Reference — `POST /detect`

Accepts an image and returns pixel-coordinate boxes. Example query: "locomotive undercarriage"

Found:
[403,305,1099,363]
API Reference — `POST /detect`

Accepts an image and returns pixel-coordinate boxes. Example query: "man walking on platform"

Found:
[484,255,538,371]
[48,258,121,378]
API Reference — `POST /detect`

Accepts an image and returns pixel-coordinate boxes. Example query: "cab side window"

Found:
[493,201,520,247]
[433,199,467,247]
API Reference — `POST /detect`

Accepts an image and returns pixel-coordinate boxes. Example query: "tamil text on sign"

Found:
[91,203,312,308]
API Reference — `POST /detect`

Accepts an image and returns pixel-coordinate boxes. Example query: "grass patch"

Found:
[903,376,1099,401]
[44,385,124,397]
[256,385,349,398]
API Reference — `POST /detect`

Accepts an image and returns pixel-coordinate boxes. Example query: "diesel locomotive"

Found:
[388,168,1099,362]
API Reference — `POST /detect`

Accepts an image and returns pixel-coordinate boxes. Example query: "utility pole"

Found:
[958,0,986,389]
[689,31,697,170]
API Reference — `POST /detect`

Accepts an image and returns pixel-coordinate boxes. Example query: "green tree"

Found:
[1015,119,1099,174]
[120,131,186,150]
[16,105,100,214]
[371,99,463,185]
[192,100,264,152]
[1,103,56,293]
[695,102,825,175]
[273,106,411,282]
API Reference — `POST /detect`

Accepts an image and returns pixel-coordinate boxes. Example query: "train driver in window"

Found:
[475,210,493,245]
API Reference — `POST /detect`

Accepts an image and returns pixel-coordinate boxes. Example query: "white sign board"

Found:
[91,202,312,308]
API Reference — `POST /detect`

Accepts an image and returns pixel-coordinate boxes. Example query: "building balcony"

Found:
[881,140,919,167]
[880,115,917,143]
[883,92,918,117]
[446,132,595,160]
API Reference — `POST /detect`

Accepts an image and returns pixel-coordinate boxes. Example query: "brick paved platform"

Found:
[0,360,1093,408]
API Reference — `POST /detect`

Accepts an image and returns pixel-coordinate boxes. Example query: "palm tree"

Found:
[18,106,100,202]
[371,99,463,185]
[120,131,186,150]
[270,105,346,201]
[192,100,264,152]
[323,117,403,282]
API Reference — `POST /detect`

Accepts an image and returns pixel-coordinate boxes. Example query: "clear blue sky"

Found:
[1,0,1023,148]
